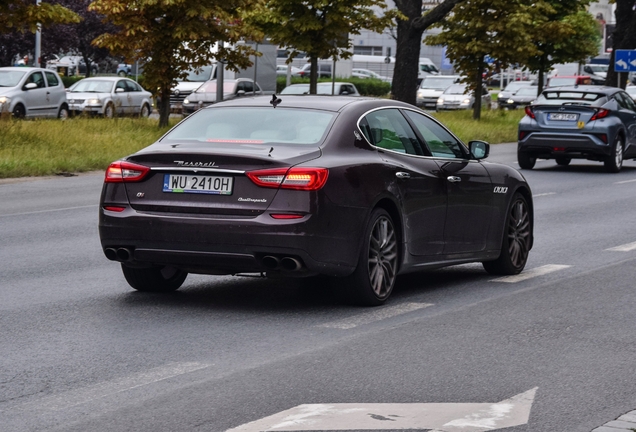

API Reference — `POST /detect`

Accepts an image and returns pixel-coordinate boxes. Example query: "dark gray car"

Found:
[518,85,636,172]
[99,96,533,305]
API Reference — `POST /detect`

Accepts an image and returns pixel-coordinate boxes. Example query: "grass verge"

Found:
[0,108,525,179]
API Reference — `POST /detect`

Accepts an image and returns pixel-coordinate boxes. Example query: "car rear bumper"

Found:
[518,132,612,160]
[99,206,362,277]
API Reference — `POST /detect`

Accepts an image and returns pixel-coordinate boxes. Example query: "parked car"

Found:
[47,55,98,76]
[518,85,636,173]
[99,96,533,305]
[0,67,68,119]
[352,68,391,82]
[625,85,636,102]
[546,75,592,87]
[276,65,302,77]
[436,83,491,110]
[66,77,153,118]
[497,81,536,108]
[117,64,132,77]
[280,82,360,96]
[498,86,539,110]
[297,63,332,78]
[182,78,263,115]
[416,75,461,108]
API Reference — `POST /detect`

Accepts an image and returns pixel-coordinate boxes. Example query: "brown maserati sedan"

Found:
[99,96,534,305]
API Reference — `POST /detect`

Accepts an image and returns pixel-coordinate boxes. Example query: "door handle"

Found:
[395,172,411,179]
[447,176,461,183]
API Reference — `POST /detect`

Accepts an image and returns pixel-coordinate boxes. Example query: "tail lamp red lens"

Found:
[524,106,535,119]
[247,167,328,191]
[270,213,305,219]
[105,161,150,183]
[103,206,125,212]
[590,108,610,121]
[519,131,527,140]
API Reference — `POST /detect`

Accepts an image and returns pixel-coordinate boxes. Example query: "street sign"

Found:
[227,388,538,432]
[614,50,636,72]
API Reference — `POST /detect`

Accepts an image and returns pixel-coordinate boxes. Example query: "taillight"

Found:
[519,131,527,140]
[524,106,535,119]
[590,108,610,121]
[247,167,328,191]
[104,161,150,183]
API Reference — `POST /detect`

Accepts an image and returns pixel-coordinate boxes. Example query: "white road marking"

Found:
[491,264,571,283]
[614,178,636,184]
[18,362,210,411]
[0,204,98,218]
[606,241,636,252]
[318,302,433,329]
[532,192,556,198]
[226,388,538,432]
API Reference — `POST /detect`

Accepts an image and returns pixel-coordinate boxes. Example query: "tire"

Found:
[12,104,25,119]
[483,193,531,275]
[604,136,624,173]
[517,150,536,170]
[104,102,115,118]
[555,157,571,166]
[117,71,127,77]
[121,264,187,292]
[57,104,69,120]
[345,208,399,306]
[139,103,150,118]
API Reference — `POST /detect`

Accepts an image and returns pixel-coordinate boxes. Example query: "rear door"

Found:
[124,80,145,114]
[44,71,64,114]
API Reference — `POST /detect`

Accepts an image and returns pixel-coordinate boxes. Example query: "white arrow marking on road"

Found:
[226,388,537,432]
[617,59,628,70]
[318,302,433,329]
[606,241,636,252]
[490,264,570,283]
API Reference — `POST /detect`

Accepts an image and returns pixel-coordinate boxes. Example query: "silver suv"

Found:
[0,67,68,119]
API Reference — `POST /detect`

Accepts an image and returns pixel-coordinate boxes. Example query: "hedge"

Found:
[276,76,390,97]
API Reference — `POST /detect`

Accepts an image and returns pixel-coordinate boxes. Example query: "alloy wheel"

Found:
[367,216,398,298]
[507,199,531,269]
[615,141,623,168]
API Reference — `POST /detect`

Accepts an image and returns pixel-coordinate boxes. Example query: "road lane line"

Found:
[0,204,98,218]
[17,362,210,411]
[606,241,636,252]
[318,302,433,330]
[491,264,571,283]
[532,192,556,198]
[615,178,636,184]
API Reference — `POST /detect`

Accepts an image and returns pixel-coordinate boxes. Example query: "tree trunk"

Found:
[158,86,170,128]
[83,54,92,78]
[473,56,485,120]
[391,0,423,105]
[309,56,318,94]
[606,0,636,87]
[537,54,546,95]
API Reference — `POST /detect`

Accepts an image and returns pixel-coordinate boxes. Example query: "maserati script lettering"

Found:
[174,160,218,168]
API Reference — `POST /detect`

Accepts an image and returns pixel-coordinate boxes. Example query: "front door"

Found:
[23,71,52,117]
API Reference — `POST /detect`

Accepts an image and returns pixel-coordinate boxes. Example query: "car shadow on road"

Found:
[530,162,636,173]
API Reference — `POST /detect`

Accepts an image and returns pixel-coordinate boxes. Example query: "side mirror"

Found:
[24,82,38,90]
[469,140,489,160]
[116,88,124,93]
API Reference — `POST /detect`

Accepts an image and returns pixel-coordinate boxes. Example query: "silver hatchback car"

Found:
[0,67,68,119]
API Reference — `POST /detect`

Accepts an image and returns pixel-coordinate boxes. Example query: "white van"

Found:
[170,63,235,112]
[351,55,439,81]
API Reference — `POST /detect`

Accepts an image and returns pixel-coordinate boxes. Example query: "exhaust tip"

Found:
[116,247,132,262]
[104,248,118,261]
[262,256,280,269]
[280,257,302,271]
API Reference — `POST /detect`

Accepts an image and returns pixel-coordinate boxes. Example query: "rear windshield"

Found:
[537,91,606,106]
[161,107,335,145]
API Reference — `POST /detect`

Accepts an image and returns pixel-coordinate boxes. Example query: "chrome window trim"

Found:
[356,105,476,163]
[150,167,246,174]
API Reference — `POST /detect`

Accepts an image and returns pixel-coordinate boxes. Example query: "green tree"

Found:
[250,0,394,94]
[391,0,467,106]
[90,0,264,127]
[427,0,538,119]
[524,1,600,94]
[0,0,79,33]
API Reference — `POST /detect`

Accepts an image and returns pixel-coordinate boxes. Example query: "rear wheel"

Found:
[117,70,127,77]
[483,193,531,275]
[517,150,536,170]
[604,136,623,173]
[121,264,187,292]
[346,208,398,306]
[555,157,571,166]
[139,103,150,118]
[57,104,69,120]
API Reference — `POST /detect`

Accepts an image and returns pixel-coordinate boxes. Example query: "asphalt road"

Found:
[2,145,636,432]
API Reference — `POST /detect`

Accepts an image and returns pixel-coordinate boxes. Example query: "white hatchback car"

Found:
[67,77,153,117]
[0,67,68,119]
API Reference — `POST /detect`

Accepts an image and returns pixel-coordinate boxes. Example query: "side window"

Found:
[360,109,423,155]
[26,72,45,89]
[125,80,140,92]
[619,92,636,111]
[45,72,59,87]
[403,110,466,159]
[243,81,254,93]
[116,80,128,92]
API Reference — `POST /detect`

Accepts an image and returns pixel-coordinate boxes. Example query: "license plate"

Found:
[548,113,578,121]
[163,174,233,195]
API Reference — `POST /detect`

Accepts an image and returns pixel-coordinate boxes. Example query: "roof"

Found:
[204,94,406,112]
[543,85,619,95]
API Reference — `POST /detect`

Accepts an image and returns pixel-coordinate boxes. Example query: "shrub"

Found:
[61,76,83,88]
[276,76,390,97]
